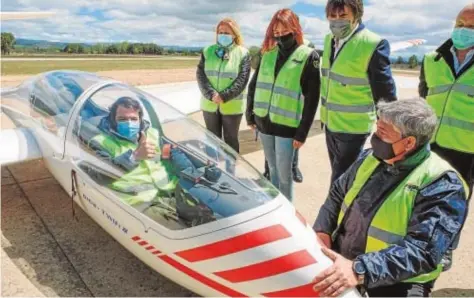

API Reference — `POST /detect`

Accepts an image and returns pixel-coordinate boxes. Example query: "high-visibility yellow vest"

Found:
[253,45,313,128]
[90,127,178,206]
[320,29,381,134]
[336,152,468,283]
[424,51,474,154]
[200,44,248,115]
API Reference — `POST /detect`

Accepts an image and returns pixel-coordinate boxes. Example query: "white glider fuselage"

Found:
[1,70,360,297]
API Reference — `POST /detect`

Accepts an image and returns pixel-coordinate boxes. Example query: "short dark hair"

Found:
[108,96,143,130]
[326,0,364,23]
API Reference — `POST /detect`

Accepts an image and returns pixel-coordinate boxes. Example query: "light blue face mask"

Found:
[117,120,140,140]
[217,34,233,47]
[452,27,474,50]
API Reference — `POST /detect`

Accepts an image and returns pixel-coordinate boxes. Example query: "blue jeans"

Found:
[259,132,295,201]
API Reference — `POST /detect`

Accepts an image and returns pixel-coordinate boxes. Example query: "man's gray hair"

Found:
[377,98,438,146]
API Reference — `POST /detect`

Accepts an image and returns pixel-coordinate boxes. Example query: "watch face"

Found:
[355,261,365,274]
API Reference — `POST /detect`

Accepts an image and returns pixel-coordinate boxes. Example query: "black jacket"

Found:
[313,146,468,289]
[419,39,474,98]
[246,43,321,143]
[196,45,251,105]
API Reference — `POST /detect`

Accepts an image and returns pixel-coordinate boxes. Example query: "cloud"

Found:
[1,0,298,46]
[0,0,471,56]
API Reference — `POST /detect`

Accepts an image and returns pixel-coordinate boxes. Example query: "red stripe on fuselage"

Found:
[175,225,291,262]
[159,255,248,297]
[214,250,317,283]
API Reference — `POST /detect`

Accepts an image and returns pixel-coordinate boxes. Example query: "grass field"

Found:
[3,54,200,59]
[1,59,199,75]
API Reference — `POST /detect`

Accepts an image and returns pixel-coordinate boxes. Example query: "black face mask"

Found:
[274,33,296,50]
[370,133,397,160]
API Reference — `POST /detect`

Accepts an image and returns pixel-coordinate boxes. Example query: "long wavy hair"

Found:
[215,18,244,46]
[261,9,304,53]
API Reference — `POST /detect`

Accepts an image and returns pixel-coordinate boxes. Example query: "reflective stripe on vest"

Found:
[424,52,474,153]
[336,152,469,283]
[320,29,380,134]
[200,44,248,115]
[253,45,313,128]
[90,128,177,205]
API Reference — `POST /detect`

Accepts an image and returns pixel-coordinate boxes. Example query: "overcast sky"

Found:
[1,0,471,56]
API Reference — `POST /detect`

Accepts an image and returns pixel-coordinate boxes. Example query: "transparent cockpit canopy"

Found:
[72,82,280,231]
[1,70,104,133]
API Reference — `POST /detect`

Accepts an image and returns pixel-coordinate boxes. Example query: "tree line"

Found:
[63,42,165,55]
[1,32,200,56]
[2,31,421,67]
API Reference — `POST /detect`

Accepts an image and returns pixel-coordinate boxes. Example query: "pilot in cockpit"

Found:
[88,96,209,226]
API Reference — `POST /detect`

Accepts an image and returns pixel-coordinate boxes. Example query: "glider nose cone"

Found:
[176,197,360,297]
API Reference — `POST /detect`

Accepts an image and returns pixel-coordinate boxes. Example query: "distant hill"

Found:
[15,38,91,49]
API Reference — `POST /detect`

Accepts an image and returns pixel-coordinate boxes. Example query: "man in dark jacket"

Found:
[418,3,474,272]
[321,0,397,184]
[312,99,468,297]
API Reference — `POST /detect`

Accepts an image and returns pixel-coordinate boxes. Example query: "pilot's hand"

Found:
[212,93,223,104]
[133,131,156,160]
[293,140,304,149]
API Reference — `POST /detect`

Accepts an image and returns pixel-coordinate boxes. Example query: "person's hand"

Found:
[316,232,332,249]
[312,247,359,297]
[293,140,304,149]
[248,124,257,130]
[133,131,156,161]
[212,93,223,104]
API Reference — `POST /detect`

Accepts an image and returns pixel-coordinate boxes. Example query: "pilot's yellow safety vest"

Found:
[336,152,469,283]
[253,45,313,128]
[200,44,248,115]
[90,127,178,206]
[320,29,381,134]
[424,51,474,154]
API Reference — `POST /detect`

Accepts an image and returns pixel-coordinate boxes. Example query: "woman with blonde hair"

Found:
[246,9,321,202]
[197,18,251,154]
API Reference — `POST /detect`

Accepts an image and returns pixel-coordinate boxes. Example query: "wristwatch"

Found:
[353,260,366,285]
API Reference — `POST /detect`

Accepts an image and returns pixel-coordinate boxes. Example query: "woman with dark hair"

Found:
[246,8,321,202]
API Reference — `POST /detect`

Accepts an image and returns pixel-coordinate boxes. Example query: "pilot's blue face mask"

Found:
[117,120,140,140]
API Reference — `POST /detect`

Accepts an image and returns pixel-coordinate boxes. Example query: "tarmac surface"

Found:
[2,75,474,297]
